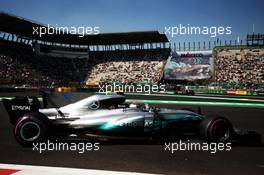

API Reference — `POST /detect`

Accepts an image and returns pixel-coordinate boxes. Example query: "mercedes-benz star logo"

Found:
[88,100,100,110]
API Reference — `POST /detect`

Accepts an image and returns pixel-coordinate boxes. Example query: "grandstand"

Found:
[214,47,264,89]
[86,49,169,84]
[0,12,170,88]
[1,12,264,93]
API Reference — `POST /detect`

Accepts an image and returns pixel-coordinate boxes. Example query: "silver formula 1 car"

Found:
[3,93,234,146]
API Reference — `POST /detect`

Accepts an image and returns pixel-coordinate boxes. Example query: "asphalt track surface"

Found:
[0,92,264,175]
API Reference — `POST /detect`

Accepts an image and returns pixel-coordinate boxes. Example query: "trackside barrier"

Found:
[45,87,263,96]
[56,87,76,93]
[207,89,258,96]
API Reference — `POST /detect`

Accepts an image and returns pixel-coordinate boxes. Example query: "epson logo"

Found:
[11,105,31,111]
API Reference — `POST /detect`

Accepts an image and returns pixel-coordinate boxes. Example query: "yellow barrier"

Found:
[236,90,247,95]
[56,87,76,93]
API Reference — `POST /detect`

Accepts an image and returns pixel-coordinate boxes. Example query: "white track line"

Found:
[0,164,162,175]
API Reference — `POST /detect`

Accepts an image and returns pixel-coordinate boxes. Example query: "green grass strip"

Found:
[125,93,264,103]
[126,99,264,108]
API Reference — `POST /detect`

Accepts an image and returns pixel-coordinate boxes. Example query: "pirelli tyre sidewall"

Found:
[199,115,234,143]
[13,113,50,147]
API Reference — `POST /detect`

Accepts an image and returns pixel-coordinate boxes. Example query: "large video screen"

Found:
[164,51,213,81]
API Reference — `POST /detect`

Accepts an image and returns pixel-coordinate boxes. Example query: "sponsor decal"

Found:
[236,91,247,95]
[11,105,31,111]
[227,90,236,94]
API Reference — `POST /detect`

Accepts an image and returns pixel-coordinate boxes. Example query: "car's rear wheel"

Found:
[14,112,50,147]
[199,115,233,142]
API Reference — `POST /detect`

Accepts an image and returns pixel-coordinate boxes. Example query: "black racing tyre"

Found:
[13,112,50,147]
[199,115,233,142]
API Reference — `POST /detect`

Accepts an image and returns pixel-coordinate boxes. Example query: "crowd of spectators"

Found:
[3,38,264,89]
[0,54,54,87]
[0,40,87,87]
[0,40,170,87]
[86,49,170,84]
[215,48,264,87]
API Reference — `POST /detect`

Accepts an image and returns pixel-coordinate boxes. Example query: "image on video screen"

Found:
[164,51,214,81]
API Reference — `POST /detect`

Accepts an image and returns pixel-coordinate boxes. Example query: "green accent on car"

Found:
[100,123,118,130]
[162,114,193,120]
[20,121,41,141]
[163,114,199,121]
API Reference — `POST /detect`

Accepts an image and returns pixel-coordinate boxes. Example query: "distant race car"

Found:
[3,93,235,146]
[174,85,195,95]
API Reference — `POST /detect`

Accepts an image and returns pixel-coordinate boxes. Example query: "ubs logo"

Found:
[11,105,31,111]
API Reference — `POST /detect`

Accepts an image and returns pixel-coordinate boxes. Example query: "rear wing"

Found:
[2,96,40,124]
